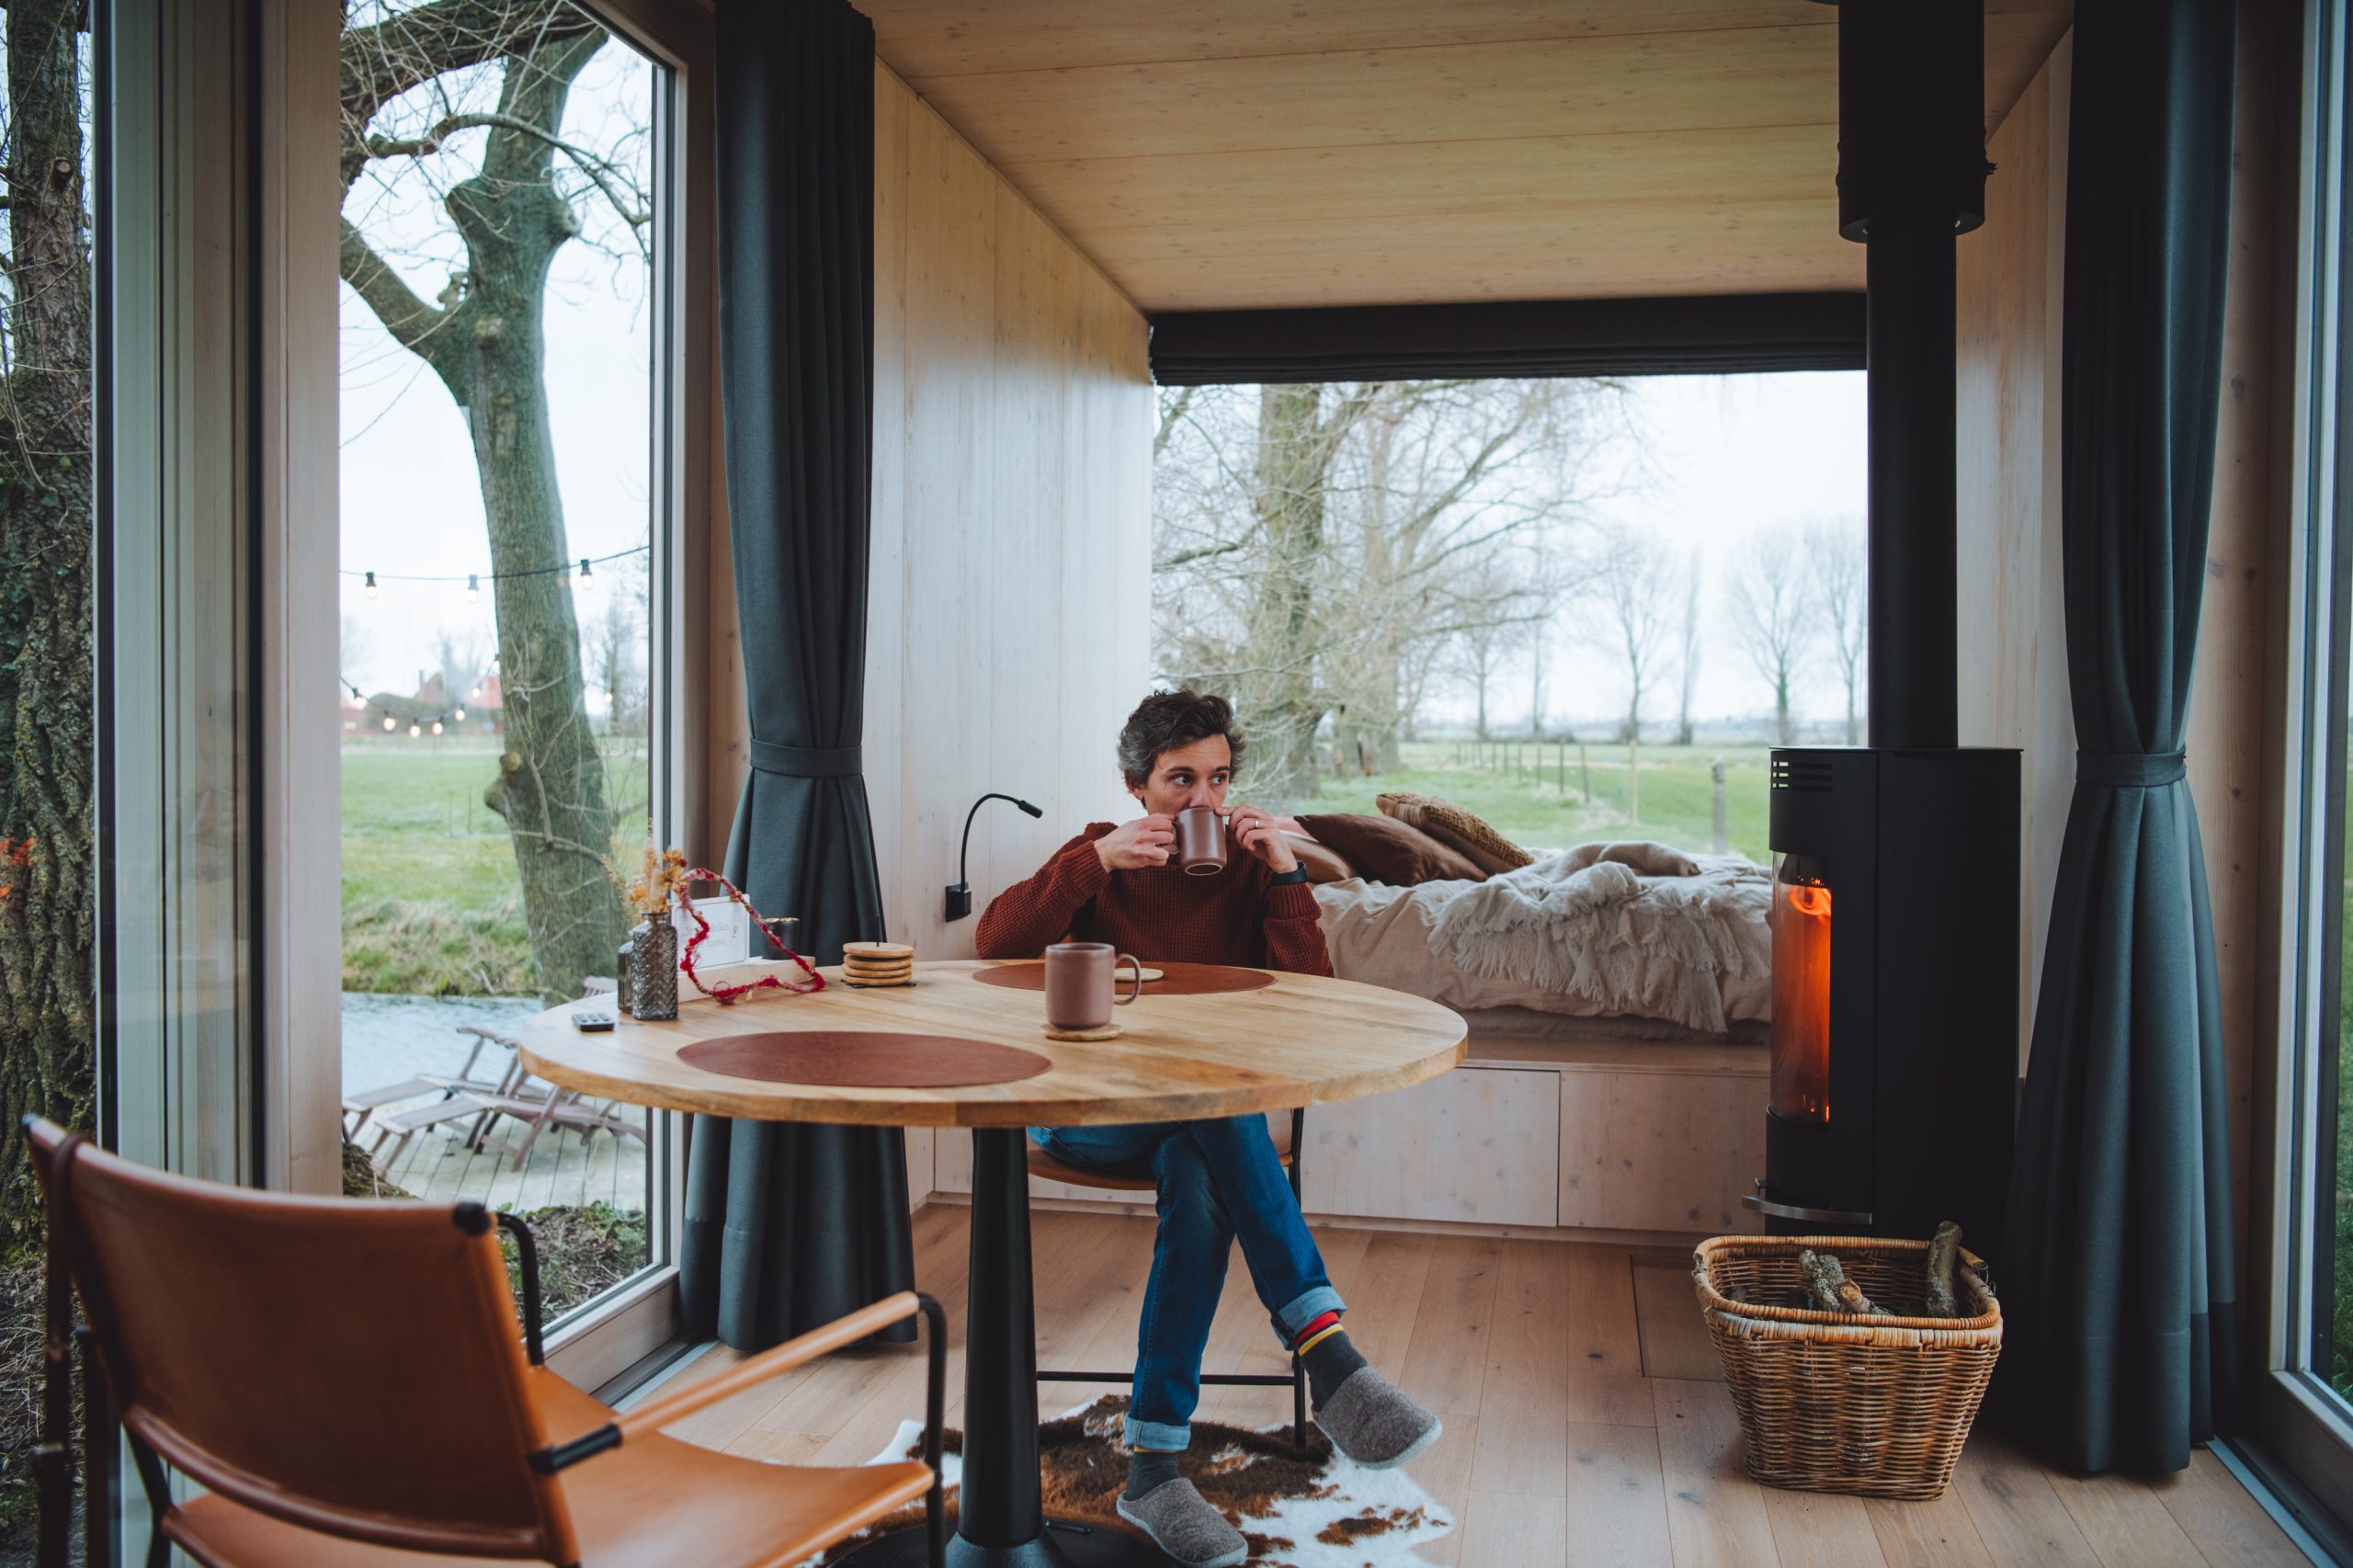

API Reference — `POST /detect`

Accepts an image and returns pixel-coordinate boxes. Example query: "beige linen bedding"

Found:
[1312,846,1772,1034]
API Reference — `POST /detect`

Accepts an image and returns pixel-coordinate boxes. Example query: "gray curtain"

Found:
[679,0,915,1349]
[1999,0,2238,1471]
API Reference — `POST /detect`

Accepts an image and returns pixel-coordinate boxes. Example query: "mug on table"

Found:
[1043,941,1144,1030]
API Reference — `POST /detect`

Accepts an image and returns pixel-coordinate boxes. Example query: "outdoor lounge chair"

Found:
[21,1115,947,1568]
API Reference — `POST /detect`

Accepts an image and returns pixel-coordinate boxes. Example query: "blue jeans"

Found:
[1029,1115,1344,1451]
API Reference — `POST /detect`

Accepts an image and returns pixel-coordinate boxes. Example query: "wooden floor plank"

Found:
[2045,1465,2206,1568]
[625,1210,2296,1568]
[1760,1486,1888,1567]
[1459,1491,1566,1568]
[1654,1378,1780,1568]
[1563,1421,1672,1568]
[1564,1243,1655,1428]
[1862,1490,1996,1567]
[2161,1448,2305,1566]
[1404,1234,1506,1566]
[1471,1240,1573,1498]
[1947,1439,2104,1568]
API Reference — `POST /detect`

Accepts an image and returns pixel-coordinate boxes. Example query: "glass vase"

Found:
[634,916,679,1020]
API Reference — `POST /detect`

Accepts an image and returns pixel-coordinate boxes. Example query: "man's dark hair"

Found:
[1117,689,1247,788]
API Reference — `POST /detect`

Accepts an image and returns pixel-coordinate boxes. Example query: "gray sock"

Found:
[1302,1328,1369,1407]
[1125,1447,1181,1501]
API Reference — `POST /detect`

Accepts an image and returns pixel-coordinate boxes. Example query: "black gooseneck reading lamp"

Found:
[947,792,1043,920]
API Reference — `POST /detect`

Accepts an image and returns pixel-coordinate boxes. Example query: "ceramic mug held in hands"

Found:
[1174,804,1229,877]
[1044,942,1144,1030]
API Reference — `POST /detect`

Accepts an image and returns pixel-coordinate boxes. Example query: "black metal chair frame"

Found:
[1033,1106,1312,1460]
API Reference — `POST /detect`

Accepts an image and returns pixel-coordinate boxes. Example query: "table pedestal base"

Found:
[837,1517,1169,1565]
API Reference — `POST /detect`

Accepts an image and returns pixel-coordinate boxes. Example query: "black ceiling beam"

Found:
[1146,291,1866,386]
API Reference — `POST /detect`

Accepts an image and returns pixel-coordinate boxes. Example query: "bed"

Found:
[1310,843,1773,1038]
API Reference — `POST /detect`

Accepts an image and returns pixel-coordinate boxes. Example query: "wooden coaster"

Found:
[1042,1022,1121,1042]
[845,977,915,989]
[844,941,915,960]
[845,967,914,983]
[845,960,913,973]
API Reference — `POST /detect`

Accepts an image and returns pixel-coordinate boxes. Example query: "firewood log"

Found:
[1925,1221,1962,1317]
[1797,1249,1847,1312]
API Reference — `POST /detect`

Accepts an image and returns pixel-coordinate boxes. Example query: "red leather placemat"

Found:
[971,961,1275,995]
[677,1031,1051,1088]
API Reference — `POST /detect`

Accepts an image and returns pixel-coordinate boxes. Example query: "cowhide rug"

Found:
[813,1394,1453,1566]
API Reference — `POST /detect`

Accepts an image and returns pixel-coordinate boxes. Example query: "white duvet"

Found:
[1313,845,1773,1034]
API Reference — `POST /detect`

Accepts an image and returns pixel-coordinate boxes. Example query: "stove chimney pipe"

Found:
[1827,2,1987,750]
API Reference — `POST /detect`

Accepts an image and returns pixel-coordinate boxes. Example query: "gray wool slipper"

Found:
[1313,1366,1443,1469]
[1115,1477,1247,1568]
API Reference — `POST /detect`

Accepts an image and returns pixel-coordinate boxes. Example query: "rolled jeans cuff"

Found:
[1123,1414,1192,1452]
[1274,1286,1347,1348]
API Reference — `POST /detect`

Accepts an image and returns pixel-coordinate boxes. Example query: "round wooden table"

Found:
[520,960,1466,1567]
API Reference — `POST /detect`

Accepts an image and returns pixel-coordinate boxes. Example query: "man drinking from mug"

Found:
[975,688,1440,1568]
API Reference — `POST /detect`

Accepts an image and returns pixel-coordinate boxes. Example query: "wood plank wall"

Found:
[699,64,1154,1198]
[1956,5,2288,1292]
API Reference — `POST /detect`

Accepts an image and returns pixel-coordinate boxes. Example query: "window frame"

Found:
[2253,0,2353,1542]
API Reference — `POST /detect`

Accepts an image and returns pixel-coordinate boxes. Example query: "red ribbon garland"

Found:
[671,867,827,1005]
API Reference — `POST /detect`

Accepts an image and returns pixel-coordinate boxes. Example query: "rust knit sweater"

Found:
[973,823,1335,976]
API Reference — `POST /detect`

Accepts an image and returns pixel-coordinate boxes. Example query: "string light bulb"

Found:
[381,715,395,733]
[363,571,378,599]
[454,706,466,722]
[576,558,595,592]
[407,722,421,738]
[430,720,444,736]
[466,574,480,603]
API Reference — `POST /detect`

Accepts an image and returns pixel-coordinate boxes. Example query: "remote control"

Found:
[574,1011,616,1032]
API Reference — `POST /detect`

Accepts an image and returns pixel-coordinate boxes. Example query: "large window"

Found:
[1150,373,1865,859]
[335,0,669,1325]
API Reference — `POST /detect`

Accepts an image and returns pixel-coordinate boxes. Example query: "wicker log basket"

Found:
[1692,1234,2002,1500]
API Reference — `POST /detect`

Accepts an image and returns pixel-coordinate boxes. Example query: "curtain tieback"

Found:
[2075,749,2187,787]
[749,739,863,778]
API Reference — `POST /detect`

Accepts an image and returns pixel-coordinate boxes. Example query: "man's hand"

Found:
[1096,813,1175,872]
[1225,803,1299,873]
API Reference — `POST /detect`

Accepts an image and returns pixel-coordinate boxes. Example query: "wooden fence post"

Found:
[1711,755,1730,854]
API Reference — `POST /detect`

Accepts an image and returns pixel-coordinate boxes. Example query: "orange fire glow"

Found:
[1770,876,1832,1122]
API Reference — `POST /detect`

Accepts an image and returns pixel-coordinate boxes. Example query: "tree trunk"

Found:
[0,0,97,1238]
[446,36,624,1004]
[1246,384,1328,798]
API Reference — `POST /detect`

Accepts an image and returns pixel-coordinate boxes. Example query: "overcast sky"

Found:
[339,35,1865,737]
[1467,370,1869,733]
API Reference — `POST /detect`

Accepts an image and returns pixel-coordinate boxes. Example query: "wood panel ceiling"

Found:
[859,1,2075,313]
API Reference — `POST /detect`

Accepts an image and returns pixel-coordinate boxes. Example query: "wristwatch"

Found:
[1268,865,1309,887]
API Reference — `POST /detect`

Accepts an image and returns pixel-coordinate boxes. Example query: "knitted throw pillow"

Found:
[1375,792,1533,877]
[1294,813,1483,886]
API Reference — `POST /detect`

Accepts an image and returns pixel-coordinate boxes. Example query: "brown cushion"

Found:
[1294,813,1483,886]
[1279,832,1356,884]
[1376,792,1534,877]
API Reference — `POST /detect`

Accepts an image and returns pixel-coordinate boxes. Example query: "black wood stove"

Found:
[1755,748,2018,1247]
[1748,1,2019,1255]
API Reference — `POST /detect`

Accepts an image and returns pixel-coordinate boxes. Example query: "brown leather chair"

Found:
[22,1117,945,1568]
[1029,1108,1311,1458]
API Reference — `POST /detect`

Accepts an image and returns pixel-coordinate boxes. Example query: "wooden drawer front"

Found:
[1301,1065,1560,1227]
[930,1130,1131,1204]
[1558,1068,1767,1234]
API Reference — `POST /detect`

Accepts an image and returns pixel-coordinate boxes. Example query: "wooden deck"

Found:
[358,1101,652,1214]
[655,1206,2307,1567]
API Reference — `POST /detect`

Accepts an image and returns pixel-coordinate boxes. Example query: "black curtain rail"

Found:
[1147,291,1866,386]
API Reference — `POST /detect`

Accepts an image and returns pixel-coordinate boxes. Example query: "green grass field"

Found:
[1302,741,1774,863]
[341,740,646,995]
